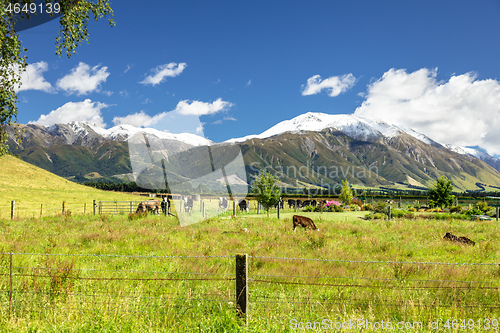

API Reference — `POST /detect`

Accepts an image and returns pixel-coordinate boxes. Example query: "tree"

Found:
[428,176,454,208]
[339,180,353,205]
[251,171,281,217]
[0,0,114,155]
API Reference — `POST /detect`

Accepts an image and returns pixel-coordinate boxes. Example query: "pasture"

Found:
[0,208,499,332]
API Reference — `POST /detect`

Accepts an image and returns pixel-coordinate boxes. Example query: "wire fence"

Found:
[1,252,499,325]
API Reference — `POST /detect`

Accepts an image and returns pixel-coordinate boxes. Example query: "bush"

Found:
[302,205,315,212]
[372,201,388,213]
[408,207,417,212]
[391,209,406,218]
[463,206,483,216]
[476,201,489,214]
[365,212,385,220]
[352,198,363,207]
[449,205,463,213]
[333,205,344,212]
[362,204,373,211]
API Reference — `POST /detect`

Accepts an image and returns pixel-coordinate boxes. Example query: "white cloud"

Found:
[246,79,252,87]
[354,68,500,155]
[31,99,108,127]
[302,74,356,97]
[174,98,234,116]
[140,62,187,86]
[57,62,110,95]
[112,111,167,127]
[17,61,53,92]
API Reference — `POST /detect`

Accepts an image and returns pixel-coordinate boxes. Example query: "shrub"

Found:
[391,209,406,218]
[302,205,315,212]
[362,204,373,211]
[463,206,483,216]
[372,201,388,213]
[352,198,363,207]
[408,207,417,212]
[476,201,489,214]
[365,212,385,220]
[449,205,463,213]
[333,205,344,212]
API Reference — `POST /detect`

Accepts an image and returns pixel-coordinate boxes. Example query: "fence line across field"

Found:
[1,252,499,325]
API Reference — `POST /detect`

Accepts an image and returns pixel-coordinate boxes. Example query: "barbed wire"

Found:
[250,255,500,266]
[0,252,233,259]
[249,273,499,285]
[2,272,235,282]
[9,266,233,276]
[250,278,500,290]
[249,299,500,309]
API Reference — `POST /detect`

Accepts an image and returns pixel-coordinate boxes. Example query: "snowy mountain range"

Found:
[6,112,500,190]
[226,112,438,146]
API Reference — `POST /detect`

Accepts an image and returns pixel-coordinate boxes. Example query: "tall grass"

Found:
[0,211,498,331]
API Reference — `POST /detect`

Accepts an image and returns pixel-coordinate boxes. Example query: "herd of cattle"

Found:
[134,197,476,245]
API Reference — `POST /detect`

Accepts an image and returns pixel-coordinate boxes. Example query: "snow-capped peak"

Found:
[46,122,212,147]
[225,112,433,144]
[445,144,492,160]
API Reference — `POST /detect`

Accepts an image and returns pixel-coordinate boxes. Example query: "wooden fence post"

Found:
[233,199,236,217]
[84,203,86,214]
[235,254,248,325]
[62,201,65,215]
[388,206,392,220]
[202,201,205,218]
[10,201,15,220]
[9,253,13,318]
[496,207,499,222]
[277,202,280,219]
[40,204,43,218]
[93,200,96,215]
[257,202,260,215]
[130,201,134,214]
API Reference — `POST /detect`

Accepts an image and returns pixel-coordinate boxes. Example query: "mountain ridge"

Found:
[7,112,500,191]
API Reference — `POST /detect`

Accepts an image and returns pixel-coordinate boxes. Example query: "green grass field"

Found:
[0,209,499,332]
[1,156,500,332]
[0,155,142,218]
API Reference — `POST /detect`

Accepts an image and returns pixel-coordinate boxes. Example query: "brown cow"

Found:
[136,199,161,214]
[292,215,319,231]
[443,232,475,246]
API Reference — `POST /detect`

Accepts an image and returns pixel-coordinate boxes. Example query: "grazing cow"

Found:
[288,199,296,209]
[136,199,161,214]
[219,197,228,213]
[443,232,475,246]
[238,199,248,212]
[296,200,303,208]
[292,215,319,231]
[183,196,194,212]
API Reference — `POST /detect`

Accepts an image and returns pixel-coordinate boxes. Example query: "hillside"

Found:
[0,155,141,219]
[7,113,500,192]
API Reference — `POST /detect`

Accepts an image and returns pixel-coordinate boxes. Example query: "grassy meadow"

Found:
[0,208,499,332]
[1,155,499,331]
[0,155,141,218]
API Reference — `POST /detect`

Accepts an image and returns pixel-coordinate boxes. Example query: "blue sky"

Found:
[14,0,500,154]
